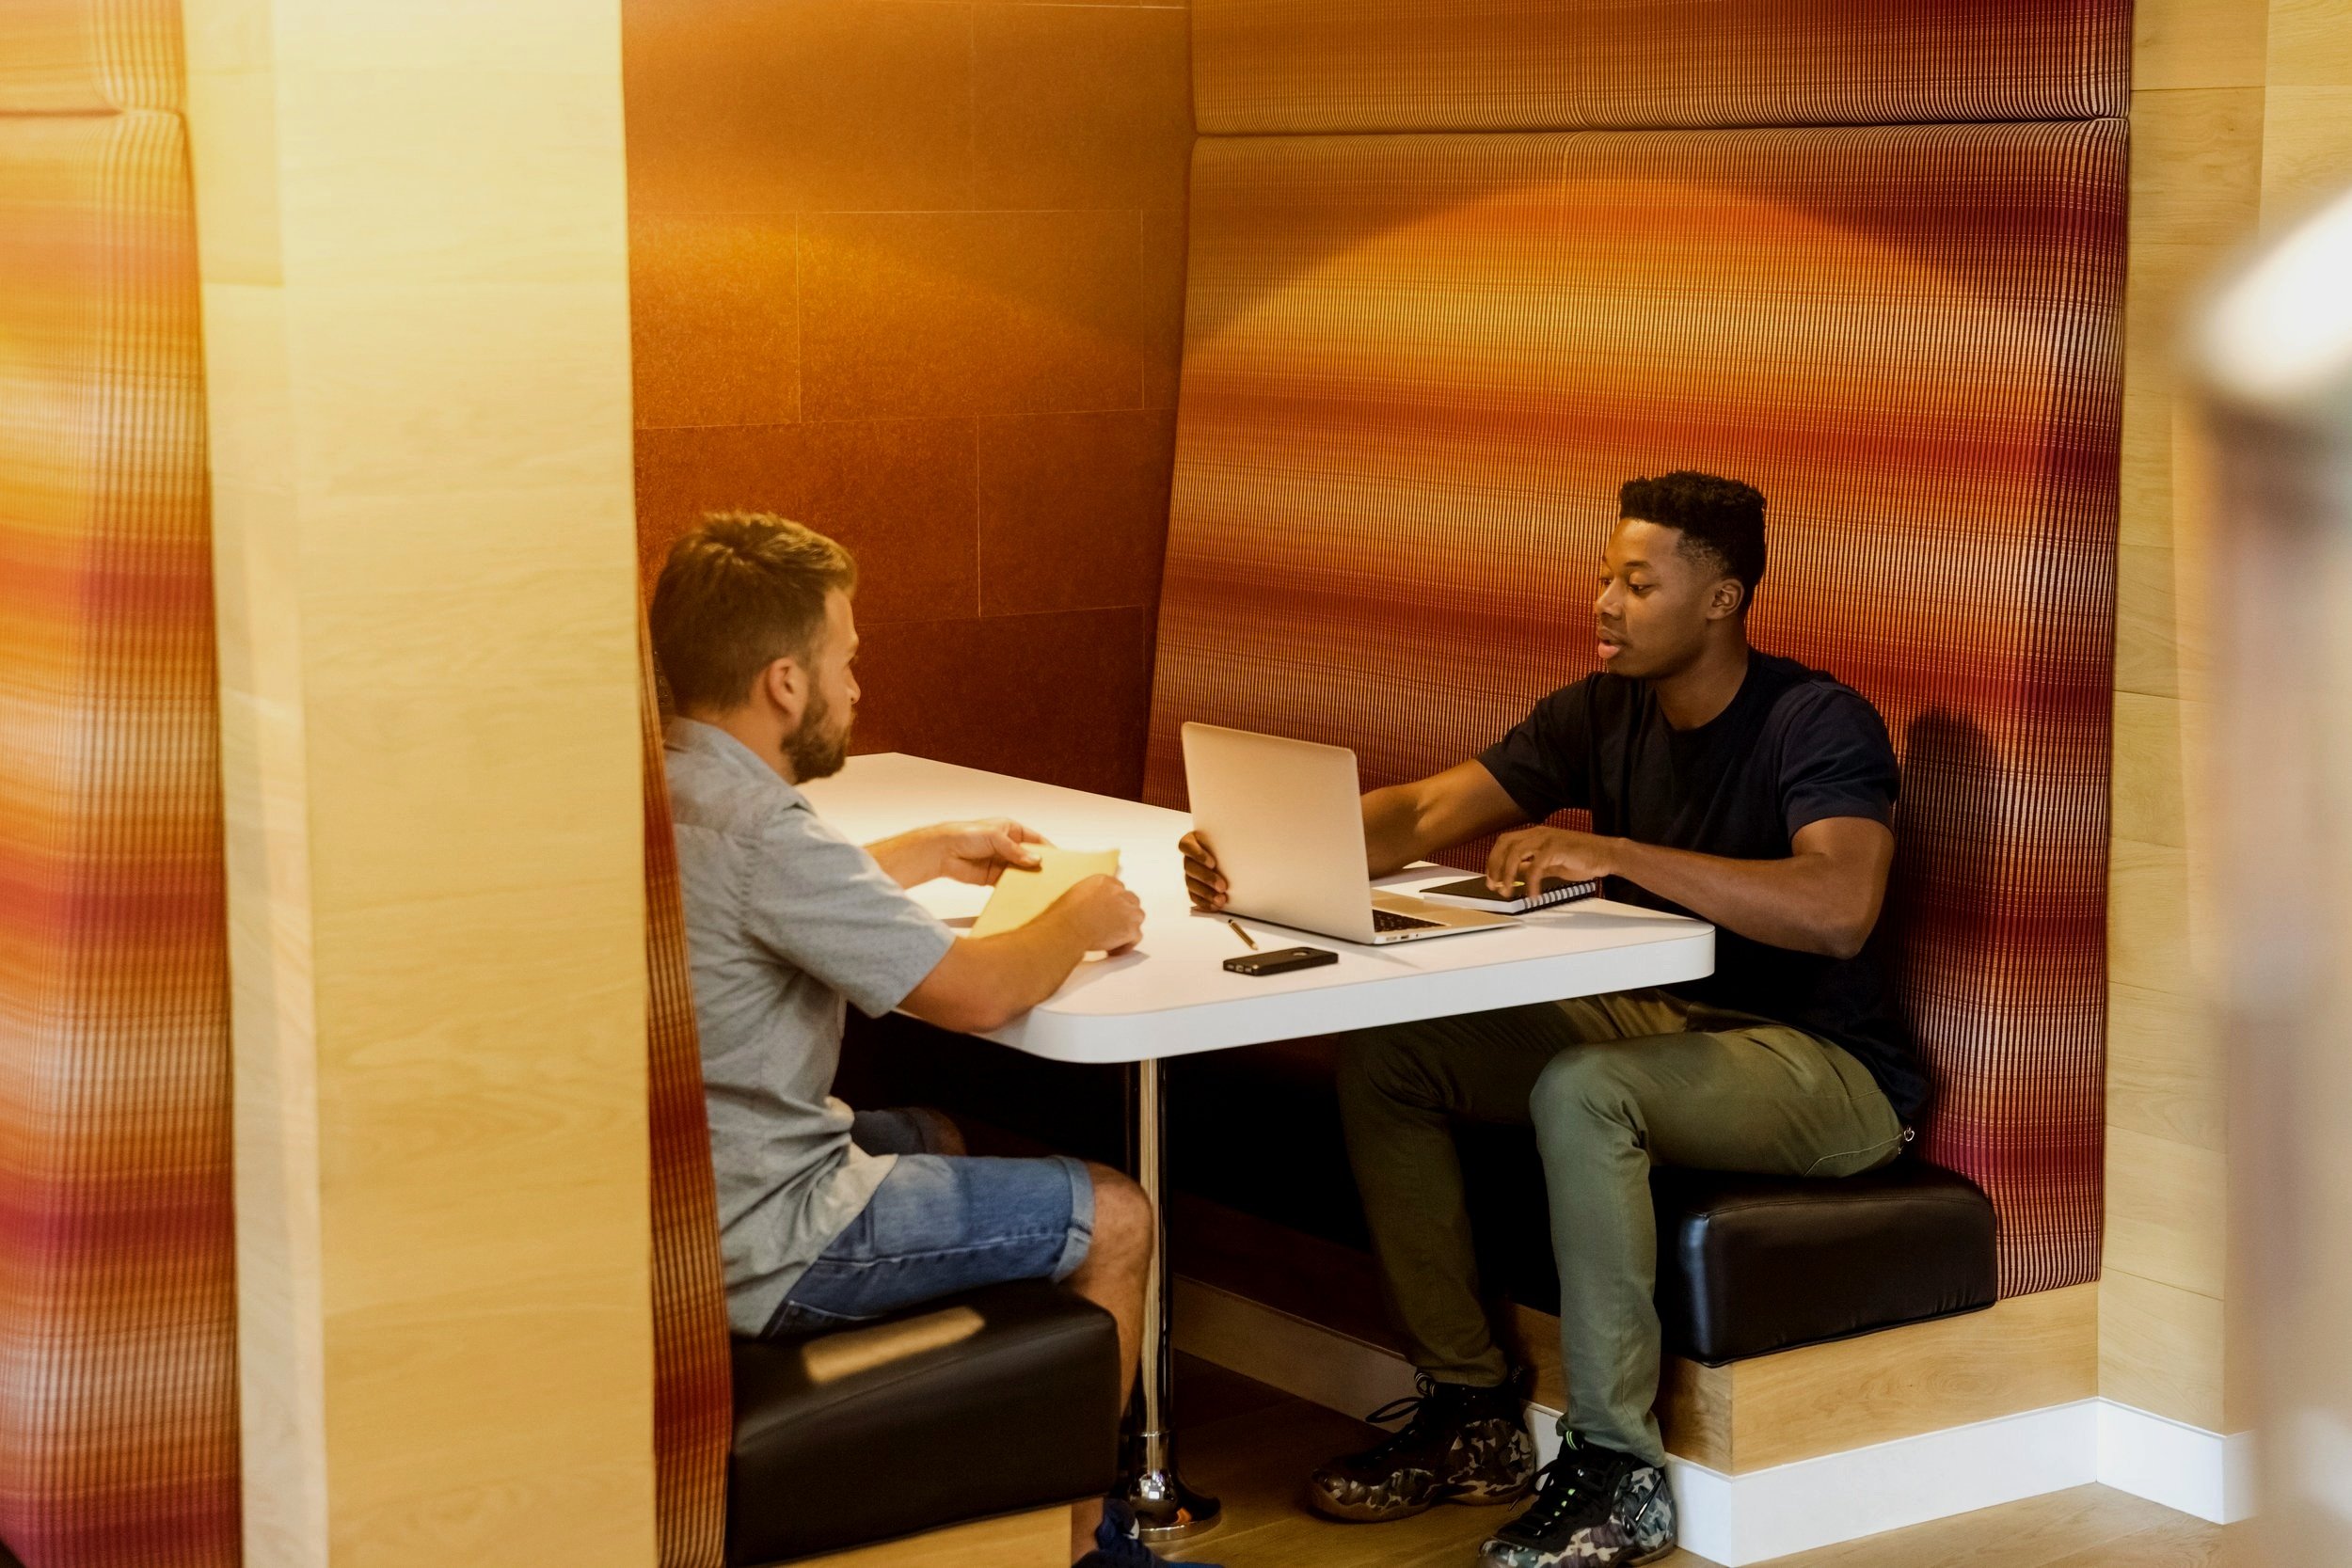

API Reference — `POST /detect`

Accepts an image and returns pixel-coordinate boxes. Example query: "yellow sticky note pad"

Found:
[968,847,1120,938]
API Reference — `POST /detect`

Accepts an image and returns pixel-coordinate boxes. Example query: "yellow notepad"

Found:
[968,847,1120,938]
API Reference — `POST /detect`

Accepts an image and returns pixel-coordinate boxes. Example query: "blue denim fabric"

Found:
[763,1114,1094,1338]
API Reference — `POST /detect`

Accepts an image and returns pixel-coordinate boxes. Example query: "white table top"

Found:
[801,752,1714,1064]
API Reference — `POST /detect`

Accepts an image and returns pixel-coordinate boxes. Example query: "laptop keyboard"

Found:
[1373,908,1443,933]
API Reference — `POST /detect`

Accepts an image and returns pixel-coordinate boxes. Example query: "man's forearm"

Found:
[1360,784,1428,878]
[983,909,1094,1010]
[1608,839,1873,959]
[925,909,1092,1033]
[864,829,942,889]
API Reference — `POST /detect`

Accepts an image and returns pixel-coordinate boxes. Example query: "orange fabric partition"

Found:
[0,103,239,1567]
[1145,119,2125,1295]
[639,631,732,1568]
[0,0,183,115]
[1193,0,2129,134]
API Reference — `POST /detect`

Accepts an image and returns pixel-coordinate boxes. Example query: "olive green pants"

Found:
[1335,989,1905,1465]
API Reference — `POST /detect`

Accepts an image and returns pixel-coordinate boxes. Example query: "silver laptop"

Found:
[1181,722,1514,946]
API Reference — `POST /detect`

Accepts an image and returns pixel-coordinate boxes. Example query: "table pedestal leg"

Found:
[1123,1055,1220,1544]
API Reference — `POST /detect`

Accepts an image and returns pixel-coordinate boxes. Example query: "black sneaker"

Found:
[1306,1371,1535,1522]
[1478,1433,1676,1568]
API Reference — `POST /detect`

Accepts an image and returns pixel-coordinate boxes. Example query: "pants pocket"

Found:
[1802,1124,1912,1179]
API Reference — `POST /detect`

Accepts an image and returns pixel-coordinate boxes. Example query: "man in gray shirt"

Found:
[652,514,1163,1566]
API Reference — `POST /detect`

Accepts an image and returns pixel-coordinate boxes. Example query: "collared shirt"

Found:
[663,718,956,1334]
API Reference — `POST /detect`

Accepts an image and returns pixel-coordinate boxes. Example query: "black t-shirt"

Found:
[1478,651,1928,1121]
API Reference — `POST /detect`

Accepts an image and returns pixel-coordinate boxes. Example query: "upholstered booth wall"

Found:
[0,90,239,1568]
[0,0,184,115]
[1147,11,2127,1298]
[1192,0,2130,134]
[638,633,733,1568]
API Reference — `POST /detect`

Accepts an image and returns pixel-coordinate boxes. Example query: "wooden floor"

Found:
[1161,1354,2255,1568]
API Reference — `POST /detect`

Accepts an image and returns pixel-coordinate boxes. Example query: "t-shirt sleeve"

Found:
[1776,686,1900,837]
[739,802,958,1019]
[1477,680,1596,822]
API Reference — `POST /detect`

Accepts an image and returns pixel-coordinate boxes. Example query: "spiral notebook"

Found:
[1413,874,1602,915]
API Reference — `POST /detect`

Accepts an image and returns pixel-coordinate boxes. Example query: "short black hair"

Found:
[1618,470,1767,614]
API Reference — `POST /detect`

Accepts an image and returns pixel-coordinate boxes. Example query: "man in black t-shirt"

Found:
[1180,471,1925,1568]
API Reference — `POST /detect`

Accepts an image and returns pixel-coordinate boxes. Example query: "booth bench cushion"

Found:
[1163,1036,1997,1367]
[726,1279,1121,1566]
[1652,1163,1997,1367]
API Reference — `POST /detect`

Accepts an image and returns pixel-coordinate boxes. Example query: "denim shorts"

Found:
[763,1108,1095,1338]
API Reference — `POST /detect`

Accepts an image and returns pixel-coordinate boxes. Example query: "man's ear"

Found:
[1708,577,1747,622]
[755,654,807,725]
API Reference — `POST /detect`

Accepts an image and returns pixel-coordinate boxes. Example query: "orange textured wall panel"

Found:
[0,109,238,1568]
[1193,0,2129,134]
[1145,122,2125,1294]
[623,0,1192,800]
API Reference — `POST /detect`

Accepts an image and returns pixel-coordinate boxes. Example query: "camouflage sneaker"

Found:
[1306,1371,1534,1523]
[1477,1433,1676,1568]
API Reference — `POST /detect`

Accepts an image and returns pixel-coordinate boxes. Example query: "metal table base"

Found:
[1121,1055,1221,1544]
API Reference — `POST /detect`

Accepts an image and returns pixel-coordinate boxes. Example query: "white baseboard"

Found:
[2097,1401,2259,1524]
[1651,1402,2100,1564]
[1172,1275,2255,1561]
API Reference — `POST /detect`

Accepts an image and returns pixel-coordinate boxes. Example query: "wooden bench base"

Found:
[1172,1193,2096,1471]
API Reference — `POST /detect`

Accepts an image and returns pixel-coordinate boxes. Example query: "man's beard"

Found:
[784,686,852,783]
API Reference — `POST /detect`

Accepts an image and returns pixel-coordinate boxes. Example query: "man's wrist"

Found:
[922,823,957,879]
[1598,835,1634,881]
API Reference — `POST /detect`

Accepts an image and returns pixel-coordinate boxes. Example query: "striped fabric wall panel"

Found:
[1144,122,2125,1294]
[638,630,731,1568]
[0,108,238,1568]
[0,0,184,114]
[1193,0,2130,135]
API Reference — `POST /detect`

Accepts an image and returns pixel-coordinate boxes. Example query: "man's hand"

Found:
[1178,831,1227,912]
[1485,826,1622,896]
[930,818,1047,886]
[1048,874,1145,956]
[902,870,1145,1033]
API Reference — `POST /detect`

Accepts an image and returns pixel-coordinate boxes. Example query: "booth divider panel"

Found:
[0,108,239,1568]
[639,629,732,1568]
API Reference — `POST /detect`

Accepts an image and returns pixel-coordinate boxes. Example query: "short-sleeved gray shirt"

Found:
[663,718,957,1334]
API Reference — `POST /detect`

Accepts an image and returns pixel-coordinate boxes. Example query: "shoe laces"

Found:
[1356,1371,1466,1460]
[1514,1440,1617,1536]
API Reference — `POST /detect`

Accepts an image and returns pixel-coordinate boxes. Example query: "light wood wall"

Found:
[2107,0,2352,1435]
[180,4,659,1565]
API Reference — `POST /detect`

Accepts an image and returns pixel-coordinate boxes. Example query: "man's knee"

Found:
[1334,1024,1441,1114]
[1083,1163,1152,1266]
[1530,1044,1639,1128]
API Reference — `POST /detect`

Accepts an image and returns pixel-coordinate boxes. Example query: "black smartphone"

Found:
[1223,945,1339,977]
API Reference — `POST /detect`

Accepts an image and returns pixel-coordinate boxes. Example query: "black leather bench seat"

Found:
[837,1022,2001,1374]
[1652,1162,1998,1366]
[728,1279,1121,1566]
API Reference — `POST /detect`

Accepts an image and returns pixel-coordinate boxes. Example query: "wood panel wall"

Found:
[2106,0,2352,1436]
[622,0,1195,800]
[182,4,660,1563]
